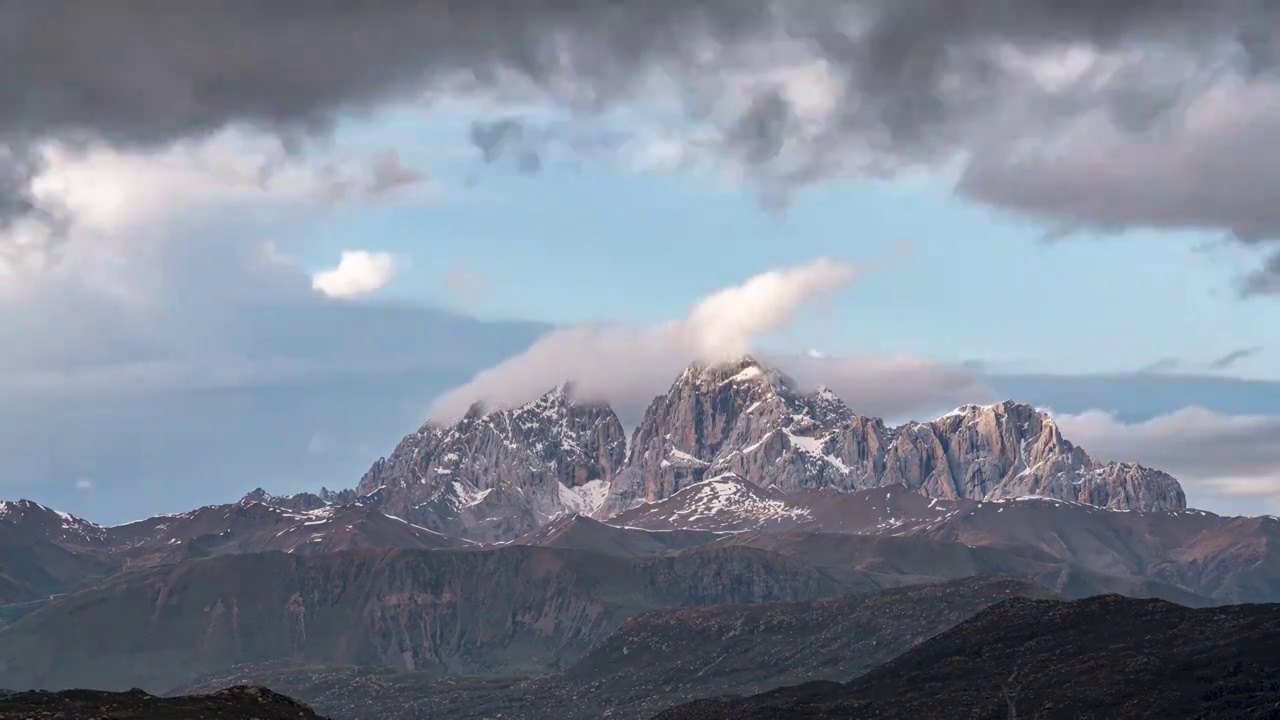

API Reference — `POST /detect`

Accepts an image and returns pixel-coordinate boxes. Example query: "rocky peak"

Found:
[353,384,627,540]
[342,360,1186,539]
[238,488,331,513]
[612,365,1185,514]
[621,357,859,503]
[865,400,1186,511]
[0,500,106,547]
[681,355,795,391]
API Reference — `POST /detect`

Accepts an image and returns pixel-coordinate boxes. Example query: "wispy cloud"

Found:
[1208,346,1263,371]
[428,258,984,424]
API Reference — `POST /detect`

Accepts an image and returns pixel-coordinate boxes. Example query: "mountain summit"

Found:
[354,384,627,541]
[349,358,1185,541]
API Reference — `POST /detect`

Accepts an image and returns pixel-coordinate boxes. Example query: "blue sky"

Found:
[304,105,1274,379]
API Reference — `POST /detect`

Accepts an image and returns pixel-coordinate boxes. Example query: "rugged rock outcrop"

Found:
[616,359,855,508]
[859,401,1186,510]
[240,488,331,512]
[339,356,1184,541]
[355,385,626,541]
[603,357,1185,515]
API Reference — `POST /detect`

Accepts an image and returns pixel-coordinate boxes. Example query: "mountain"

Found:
[606,357,1184,514]
[0,544,846,693]
[0,685,331,720]
[0,495,470,623]
[106,497,468,568]
[345,357,1186,543]
[354,384,627,541]
[612,477,1277,603]
[0,500,117,607]
[172,576,1059,720]
[655,594,1280,720]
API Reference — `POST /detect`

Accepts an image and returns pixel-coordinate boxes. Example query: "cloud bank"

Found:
[428,258,986,424]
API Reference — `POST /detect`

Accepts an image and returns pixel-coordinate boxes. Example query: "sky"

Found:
[0,1,1278,522]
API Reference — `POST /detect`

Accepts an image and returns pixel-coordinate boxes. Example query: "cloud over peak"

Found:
[427,257,983,424]
[680,257,855,361]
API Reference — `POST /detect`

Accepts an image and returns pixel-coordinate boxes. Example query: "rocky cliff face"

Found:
[348,357,1184,540]
[0,545,845,693]
[621,359,854,503]
[838,400,1187,511]
[602,357,1185,515]
[354,385,627,541]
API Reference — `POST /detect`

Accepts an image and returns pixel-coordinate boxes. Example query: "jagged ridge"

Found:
[345,356,1186,541]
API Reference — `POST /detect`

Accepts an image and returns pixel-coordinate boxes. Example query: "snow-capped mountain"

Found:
[347,356,1186,542]
[0,500,109,548]
[353,383,626,541]
[600,356,1184,516]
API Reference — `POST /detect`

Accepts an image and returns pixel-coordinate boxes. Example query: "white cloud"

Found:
[311,250,397,299]
[681,258,854,360]
[782,352,992,422]
[427,258,985,424]
[74,478,93,491]
[1054,406,1280,511]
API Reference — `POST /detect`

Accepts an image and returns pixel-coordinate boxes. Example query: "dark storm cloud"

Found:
[4,0,1280,283]
[4,0,1275,160]
[726,89,793,167]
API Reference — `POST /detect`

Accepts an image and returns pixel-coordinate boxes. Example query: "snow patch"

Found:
[559,478,610,516]
[450,481,493,508]
[783,430,849,473]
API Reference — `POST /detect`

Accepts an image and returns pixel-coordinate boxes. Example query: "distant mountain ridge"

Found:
[0,495,466,609]
[346,356,1186,541]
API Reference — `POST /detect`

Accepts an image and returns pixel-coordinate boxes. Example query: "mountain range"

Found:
[0,356,1274,718]
[353,356,1186,542]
